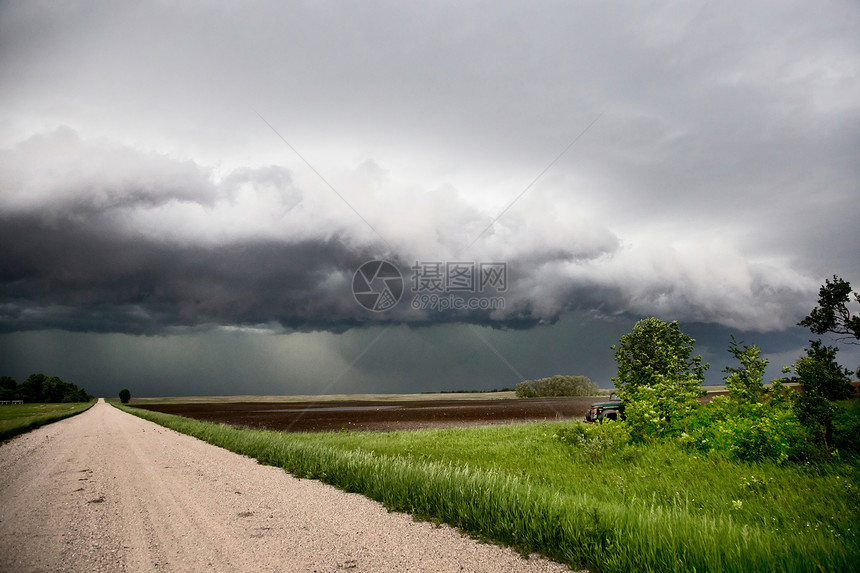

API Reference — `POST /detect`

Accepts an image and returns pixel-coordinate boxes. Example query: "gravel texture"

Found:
[0,399,576,572]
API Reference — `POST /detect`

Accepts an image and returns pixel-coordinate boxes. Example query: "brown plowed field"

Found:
[134,397,601,433]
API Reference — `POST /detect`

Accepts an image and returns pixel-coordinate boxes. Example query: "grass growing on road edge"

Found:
[114,403,859,573]
[0,400,96,442]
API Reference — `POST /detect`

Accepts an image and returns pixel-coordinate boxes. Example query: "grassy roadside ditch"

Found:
[0,400,96,442]
[114,402,859,573]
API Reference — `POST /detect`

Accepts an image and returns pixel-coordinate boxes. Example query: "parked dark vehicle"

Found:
[584,393,625,422]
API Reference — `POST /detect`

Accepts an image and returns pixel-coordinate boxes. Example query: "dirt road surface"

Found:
[0,399,574,572]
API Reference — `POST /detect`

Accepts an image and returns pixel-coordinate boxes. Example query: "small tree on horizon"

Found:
[119,388,131,404]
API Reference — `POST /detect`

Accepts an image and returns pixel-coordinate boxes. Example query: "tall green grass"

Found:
[115,403,859,572]
[0,400,96,441]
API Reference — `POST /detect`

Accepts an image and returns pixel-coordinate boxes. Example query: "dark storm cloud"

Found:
[0,128,626,334]
[0,211,376,333]
[0,206,620,334]
[0,124,834,335]
[0,196,816,336]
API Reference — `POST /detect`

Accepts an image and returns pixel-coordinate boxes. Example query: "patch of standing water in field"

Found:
[253,405,402,413]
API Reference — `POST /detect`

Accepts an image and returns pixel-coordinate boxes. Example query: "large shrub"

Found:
[515,375,598,398]
[682,397,813,463]
[553,420,631,462]
[789,340,854,454]
[832,400,860,454]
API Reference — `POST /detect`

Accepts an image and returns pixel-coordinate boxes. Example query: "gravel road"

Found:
[0,399,575,572]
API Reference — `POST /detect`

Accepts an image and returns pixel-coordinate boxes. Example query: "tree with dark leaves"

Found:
[799,275,860,344]
[792,340,854,402]
[0,376,17,401]
[790,340,855,455]
[12,373,92,403]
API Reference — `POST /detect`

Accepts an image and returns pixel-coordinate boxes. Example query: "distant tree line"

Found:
[0,373,93,403]
[516,375,598,398]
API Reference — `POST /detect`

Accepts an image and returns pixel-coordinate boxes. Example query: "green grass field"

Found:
[115,402,859,572]
[0,401,96,441]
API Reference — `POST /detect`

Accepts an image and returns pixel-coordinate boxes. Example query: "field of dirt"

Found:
[134,396,601,433]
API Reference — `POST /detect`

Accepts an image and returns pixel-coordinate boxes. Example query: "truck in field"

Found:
[584,393,625,422]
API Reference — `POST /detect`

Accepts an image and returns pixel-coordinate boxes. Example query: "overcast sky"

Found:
[1,1,858,397]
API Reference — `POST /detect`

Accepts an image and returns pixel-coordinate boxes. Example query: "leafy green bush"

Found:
[682,397,813,463]
[619,374,704,442]
[788,341,855,455]
[515,375,598,398]
[618,385,665,442]
[553,420,631,462]
[832,400,860,454]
